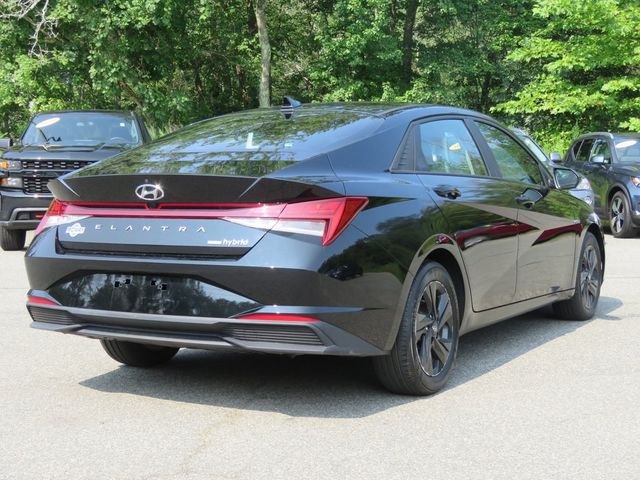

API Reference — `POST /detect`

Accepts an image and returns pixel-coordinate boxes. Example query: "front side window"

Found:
[415,119,488,176]
[570,141,583,161]
[517,135,548,164]
[575,139,594,163]
[476,122,542,185]
[590,139,612,163]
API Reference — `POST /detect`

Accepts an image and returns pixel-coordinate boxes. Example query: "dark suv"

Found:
[563,133,640,237]
[0,110,150,249]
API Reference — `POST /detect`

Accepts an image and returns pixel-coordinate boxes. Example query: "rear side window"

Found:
[575,139,594,162]
[570,141,583,161]
[476,122,542,185]
[414,120,488,176]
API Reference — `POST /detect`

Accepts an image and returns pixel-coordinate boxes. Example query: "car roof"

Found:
[573,132,640,142]
[184,102,497,132]
[253,101,491,117]
[31,110,136,117]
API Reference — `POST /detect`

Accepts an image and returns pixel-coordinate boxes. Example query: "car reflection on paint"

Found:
[512,128,594,206]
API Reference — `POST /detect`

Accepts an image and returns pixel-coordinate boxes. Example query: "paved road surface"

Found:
[1,234,638,479]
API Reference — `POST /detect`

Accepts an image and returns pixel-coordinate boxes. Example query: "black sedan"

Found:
[24,102,604,395]
[563,132,640,237]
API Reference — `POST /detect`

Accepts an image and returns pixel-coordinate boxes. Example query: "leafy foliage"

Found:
[496,0,640,151]
[0,0,638,154]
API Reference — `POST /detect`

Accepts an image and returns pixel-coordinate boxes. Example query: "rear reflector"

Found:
[34,197,368,246]
[237,313,319,323]
[27,295,60,306]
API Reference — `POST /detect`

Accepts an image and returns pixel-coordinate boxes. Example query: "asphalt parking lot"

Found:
[1,234,639,480]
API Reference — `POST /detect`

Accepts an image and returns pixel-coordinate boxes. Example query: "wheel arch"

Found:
[383,236,471,351]
[586,222,606,279]
[426,249,467,332]
[607,183,630,212]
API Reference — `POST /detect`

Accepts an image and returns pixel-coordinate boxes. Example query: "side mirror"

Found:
[549,152,562,162]
[0,138,13,150]
[591,154,606,164]
[554,167,580,190]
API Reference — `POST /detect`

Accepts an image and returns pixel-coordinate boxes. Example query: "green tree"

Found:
[496,0,640,151]
[393,0,540,113]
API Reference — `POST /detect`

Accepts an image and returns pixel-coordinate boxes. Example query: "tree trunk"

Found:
[401,0,419,88]
[479,73,493,113]
[255,0,271,108]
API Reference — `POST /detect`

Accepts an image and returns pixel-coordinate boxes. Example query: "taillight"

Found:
[33,197,368,246]
[225,197,368,245]
[27,295,60,306]
[33,200,88,236]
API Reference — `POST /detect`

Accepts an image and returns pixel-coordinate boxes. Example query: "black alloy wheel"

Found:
[553,232,602,321]
[374,261,460,395]
[579,243,600,313]
[415,280,455,377]
[609,191,638,238]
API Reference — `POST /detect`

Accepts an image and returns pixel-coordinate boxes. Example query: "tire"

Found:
[374,261,460,395]
[553,232,602,321]
[609,191,638,238]
[0,227,26,251]
[100,339,179,367]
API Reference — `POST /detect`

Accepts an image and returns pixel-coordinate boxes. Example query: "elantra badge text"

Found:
[135,183,164,201]
[94,224,207,233]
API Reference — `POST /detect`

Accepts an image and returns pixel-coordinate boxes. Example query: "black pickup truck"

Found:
[0,110,150,250]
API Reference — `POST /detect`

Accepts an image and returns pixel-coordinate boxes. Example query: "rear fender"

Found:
[383,234,471,351]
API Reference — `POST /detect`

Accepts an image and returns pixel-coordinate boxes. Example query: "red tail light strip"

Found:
[27,296,61,306]
[35,197,368,245]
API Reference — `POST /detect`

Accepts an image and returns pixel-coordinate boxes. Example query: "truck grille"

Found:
[21,160,95,194]
[21,160,94,170]
[23,177,52,194]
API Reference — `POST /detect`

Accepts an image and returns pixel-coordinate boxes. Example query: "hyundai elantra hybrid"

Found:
[24,101,604,395]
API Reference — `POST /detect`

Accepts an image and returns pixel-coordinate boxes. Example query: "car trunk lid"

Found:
[43,172,365,256]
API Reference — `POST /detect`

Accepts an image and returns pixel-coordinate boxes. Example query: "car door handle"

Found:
[433,187,461,199]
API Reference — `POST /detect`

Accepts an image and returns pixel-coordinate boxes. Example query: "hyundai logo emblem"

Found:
[135,184,165,201]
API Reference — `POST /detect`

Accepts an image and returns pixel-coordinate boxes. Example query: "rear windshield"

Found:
[22,112,141,147]
[614,137,640,163]
[73,108,384,176]
[161,109,380,154]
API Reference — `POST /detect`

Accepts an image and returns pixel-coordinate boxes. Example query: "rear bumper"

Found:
[25,225,407,352]
[27,300,385,356]
[0,189,51,229]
